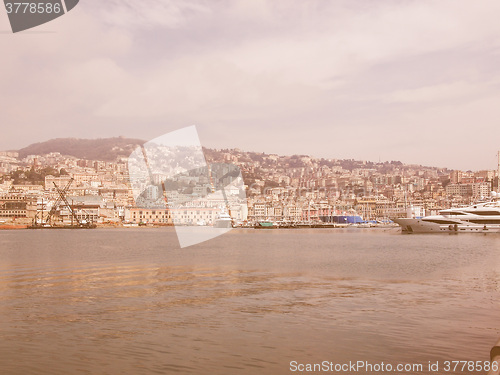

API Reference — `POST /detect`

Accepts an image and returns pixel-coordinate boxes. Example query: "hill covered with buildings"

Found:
[0,137,498,226]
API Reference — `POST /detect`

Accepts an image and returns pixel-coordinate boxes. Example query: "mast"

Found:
[497,150,500,191]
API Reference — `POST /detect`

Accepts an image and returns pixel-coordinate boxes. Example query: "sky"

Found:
[1,0,500,171]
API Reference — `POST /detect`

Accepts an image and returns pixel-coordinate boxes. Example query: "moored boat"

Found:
[0,224,28,230]
[393,193,500,233]
[28,223,97,229]
[255,221,275,229]
[214,211,233,228]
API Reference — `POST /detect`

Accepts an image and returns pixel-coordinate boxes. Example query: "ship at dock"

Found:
[29,178,97,229]
[213,211,233,228]
[393,192,500,233]
[255,221,275,229]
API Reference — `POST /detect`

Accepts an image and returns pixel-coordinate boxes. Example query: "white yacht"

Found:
[394,193,500,233]
[214,211,233,228]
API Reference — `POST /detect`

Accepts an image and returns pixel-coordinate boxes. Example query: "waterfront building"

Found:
[125,207,217,225]
[0,194,37,219]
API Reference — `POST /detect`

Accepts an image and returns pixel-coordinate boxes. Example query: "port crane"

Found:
[45,179,75,225]
[32,178,95,228]
[33,178,73,226]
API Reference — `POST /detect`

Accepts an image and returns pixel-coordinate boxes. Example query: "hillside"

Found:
[18,137,145,161]
[14,137,445,175]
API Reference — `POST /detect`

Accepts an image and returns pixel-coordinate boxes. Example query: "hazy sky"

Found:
[1,0,500,170]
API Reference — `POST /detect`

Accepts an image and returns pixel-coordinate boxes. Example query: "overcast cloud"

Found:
[1,0,500,170]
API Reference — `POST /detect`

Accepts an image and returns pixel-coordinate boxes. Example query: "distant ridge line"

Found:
[10,136,448,171]
[17,137,145,162]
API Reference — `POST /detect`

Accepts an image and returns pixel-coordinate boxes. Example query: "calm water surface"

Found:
[0,228,499,375]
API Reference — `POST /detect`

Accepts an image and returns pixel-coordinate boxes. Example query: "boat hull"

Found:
[0,224,28,230]
[393,218,500,233]
[255,222,274,229]
[214,220,232,229]
[27,224,97,229]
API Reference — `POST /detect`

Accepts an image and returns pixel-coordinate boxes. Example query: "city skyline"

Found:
[1,140,498,229]
[2,1,500,171]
